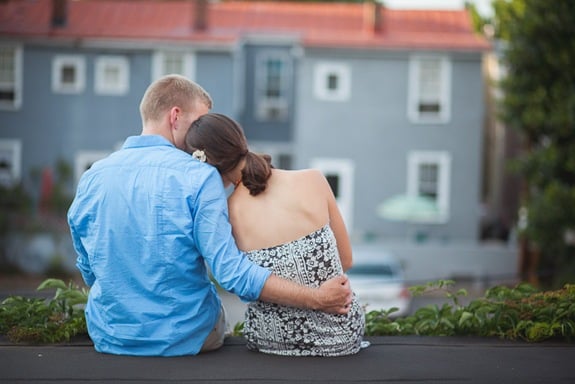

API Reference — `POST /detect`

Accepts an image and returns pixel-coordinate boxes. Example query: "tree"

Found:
[495,0,575,287]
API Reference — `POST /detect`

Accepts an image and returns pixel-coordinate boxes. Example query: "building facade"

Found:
[1,0,502,255]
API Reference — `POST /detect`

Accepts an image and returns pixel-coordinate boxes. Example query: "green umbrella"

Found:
[377,194,440,222]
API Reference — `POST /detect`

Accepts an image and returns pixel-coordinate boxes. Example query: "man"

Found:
[67,74,352,356]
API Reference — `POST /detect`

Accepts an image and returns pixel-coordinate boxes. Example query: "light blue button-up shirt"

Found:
[67,135,271,356]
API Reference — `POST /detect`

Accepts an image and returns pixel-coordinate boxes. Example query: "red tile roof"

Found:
[0,0,490,51]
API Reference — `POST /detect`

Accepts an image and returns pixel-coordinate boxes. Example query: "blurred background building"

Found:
[0,0,518,284]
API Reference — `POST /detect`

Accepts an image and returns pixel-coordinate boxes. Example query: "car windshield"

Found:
[348,264,397,277]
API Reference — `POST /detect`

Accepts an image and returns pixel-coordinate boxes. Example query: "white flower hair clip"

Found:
[192,149,207,163]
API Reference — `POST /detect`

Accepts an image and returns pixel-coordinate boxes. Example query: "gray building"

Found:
[0,0,517,281]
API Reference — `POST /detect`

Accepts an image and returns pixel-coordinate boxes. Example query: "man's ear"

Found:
[169,106,180,128]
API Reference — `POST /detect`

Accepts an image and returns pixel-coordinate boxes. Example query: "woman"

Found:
[185,113,366,356]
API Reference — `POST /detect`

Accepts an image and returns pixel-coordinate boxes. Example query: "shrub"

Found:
[0,278,88,343]
[365,280,575,342]
[2,278,574,344]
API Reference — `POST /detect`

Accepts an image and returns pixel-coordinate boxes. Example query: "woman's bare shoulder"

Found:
[282,168,324,181]
[281,169,329,195]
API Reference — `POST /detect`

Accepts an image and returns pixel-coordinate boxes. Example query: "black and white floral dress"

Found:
[243,224,365,356]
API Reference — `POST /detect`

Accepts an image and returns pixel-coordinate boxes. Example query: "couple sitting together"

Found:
[67,75,366,357]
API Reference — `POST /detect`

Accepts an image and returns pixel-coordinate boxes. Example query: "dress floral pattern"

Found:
[243,224,365,356]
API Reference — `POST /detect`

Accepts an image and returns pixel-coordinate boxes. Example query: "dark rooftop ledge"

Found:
[1,336,573,383]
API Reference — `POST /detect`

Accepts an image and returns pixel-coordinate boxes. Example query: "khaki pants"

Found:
[200,305,228,353]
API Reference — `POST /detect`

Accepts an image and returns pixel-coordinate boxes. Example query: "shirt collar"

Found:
[122,135,175,150]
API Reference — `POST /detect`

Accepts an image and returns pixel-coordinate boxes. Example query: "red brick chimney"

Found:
[52,0,67,28]
[364,0,383,34]
[194,0,208,32]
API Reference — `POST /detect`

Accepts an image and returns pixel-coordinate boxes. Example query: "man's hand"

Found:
[258,274,353,314]
[313,274,353,315]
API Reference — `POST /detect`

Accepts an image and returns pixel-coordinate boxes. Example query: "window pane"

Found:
[256,53,290,121]
[0,47,16,104]
[0,155,12,171]
[0,47,15,83]
[61,65,76,84]
[265,59,283,99]
[419,59,441,98]
[326,174,340,198]
[0,90,15,101]
[419,103,440,113]
[276,154,292,170]
[165,53,184,75]
[418,163,438,199]
[104,65,120,84]
[327,73,338,90]
[418,58,442,114]
[0,140,20,187]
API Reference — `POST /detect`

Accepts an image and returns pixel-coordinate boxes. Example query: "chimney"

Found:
[194,0,208,32]
[364,0,383,34]
[52,0,67,28]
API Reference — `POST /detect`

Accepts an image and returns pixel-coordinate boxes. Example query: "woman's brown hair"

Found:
[185,113,272,196]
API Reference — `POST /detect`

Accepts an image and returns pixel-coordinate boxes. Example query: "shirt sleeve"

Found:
[192,169,271,302]
[67,190,96,288]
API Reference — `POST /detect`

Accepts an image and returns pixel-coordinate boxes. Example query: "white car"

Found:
[347,248,411,317]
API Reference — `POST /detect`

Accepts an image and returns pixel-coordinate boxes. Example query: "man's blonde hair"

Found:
[139,74,213,123]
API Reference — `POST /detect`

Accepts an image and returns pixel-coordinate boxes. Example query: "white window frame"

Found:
[249,142,293,170]
[0,139,22,187]
[310,158,355,232]
[94,56,130,95]
[254,51,291,122]
[74,150,111,185]
[52,55,86,94]
[408,55,451,124]
[407,151,451,223]
[152,51,196,81]
[313,62,351,102]
[0,44,23,110]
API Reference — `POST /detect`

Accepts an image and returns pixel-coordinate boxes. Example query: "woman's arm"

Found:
[317,171,354,271]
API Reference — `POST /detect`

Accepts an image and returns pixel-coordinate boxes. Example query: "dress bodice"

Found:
[243,225,365,356]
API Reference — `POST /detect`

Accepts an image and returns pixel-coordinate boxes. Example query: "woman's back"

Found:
[229,169,331,250]
[229,168,364,356]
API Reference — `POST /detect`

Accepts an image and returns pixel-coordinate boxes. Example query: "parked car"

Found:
[347,248,411,317]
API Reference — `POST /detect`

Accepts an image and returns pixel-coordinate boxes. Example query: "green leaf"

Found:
[37,278,67,291]
[458,311,474,327]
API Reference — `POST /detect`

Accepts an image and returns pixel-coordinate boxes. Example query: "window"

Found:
[52,55,86,94]
[0,45,22,110]
[407,151,451,222]
[95,56,129,95]
[314,62,351,101]
[248,144,293,170]
[74,150,111,185]
[408,56,451,123]
[325,174,340,198]
[255,51,291,122]
[310,158,355,232]
[152,51,195,80]
[275,153,292,170]
[0,139,22,187]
